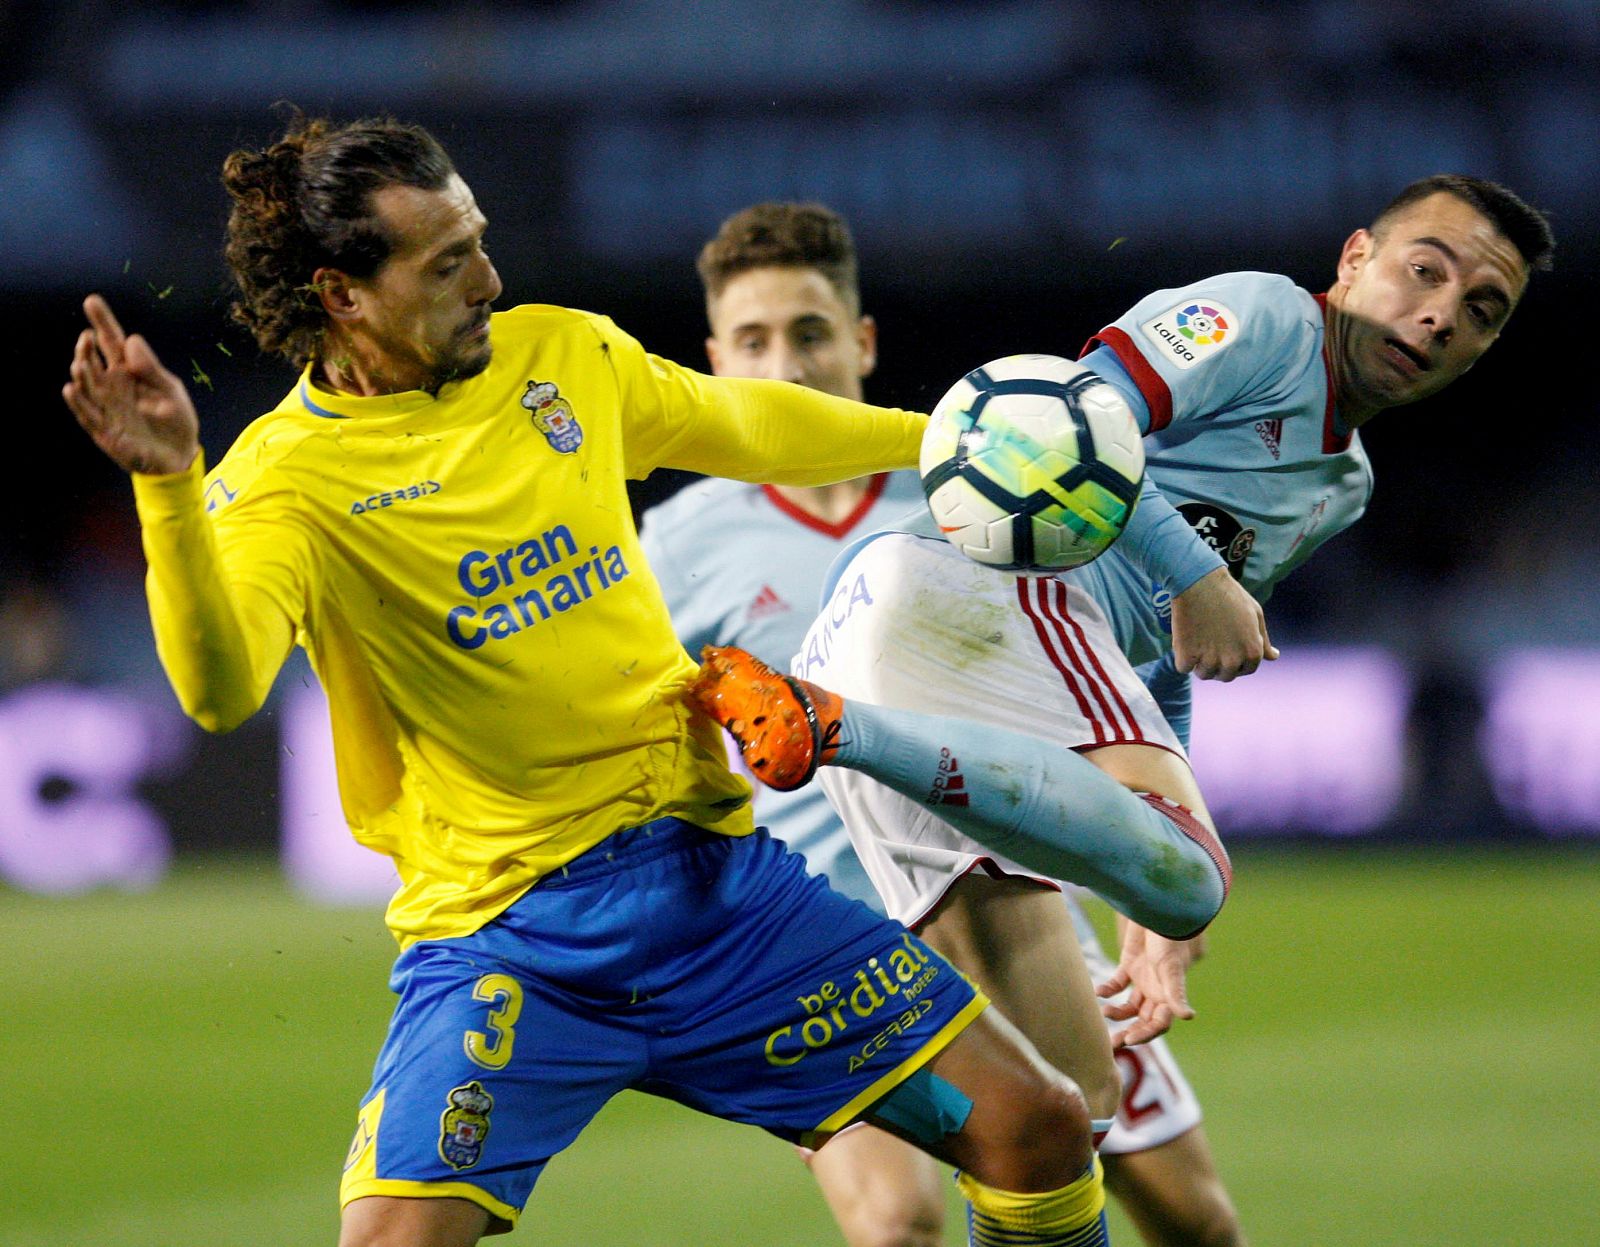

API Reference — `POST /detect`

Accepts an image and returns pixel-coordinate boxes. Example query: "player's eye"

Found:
[1468,303,1493,328]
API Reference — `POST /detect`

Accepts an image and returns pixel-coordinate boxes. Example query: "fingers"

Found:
[1110,1005,1174,1048]
[83,294,128,365]
[125,333,175,387]
[66,331,110,433]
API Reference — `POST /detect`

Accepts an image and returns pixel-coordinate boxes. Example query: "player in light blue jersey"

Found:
[650,203,1245,1247]
[642,202,921,911]
[643,203,951,1244]
[695,175,1554,1246]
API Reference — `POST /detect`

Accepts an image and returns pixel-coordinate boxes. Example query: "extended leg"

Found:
[690,646,1228,937]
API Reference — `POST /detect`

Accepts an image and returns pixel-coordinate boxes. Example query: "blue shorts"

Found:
[340,819,986,1227]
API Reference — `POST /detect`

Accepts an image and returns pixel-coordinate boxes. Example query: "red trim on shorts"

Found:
[760,474,890,539]
[905,856,1062,932]
[1016,578,1146,744]
[1314,292,1351,454]
[1135,791,1232,902]
[1083,326,1173,432]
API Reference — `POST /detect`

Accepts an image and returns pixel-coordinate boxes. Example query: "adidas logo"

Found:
[1255,418,1282,459]
[928,748,969,807]
[747,584,792,621]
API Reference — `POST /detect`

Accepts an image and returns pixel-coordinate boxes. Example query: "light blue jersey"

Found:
[1072,270,1375,667]
[641,472,925,908]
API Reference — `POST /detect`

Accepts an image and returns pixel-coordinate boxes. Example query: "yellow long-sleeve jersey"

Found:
[132,305,924,945]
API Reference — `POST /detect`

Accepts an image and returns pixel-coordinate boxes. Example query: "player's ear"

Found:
[857,315,878,380]
[313,268,361,322]
[1335,228,1373,287]
[705,335,726,376]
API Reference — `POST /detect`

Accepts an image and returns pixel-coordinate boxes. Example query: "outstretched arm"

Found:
[64,296,294,731]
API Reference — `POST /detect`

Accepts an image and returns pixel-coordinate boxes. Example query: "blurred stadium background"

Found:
[2,2,1596,1243]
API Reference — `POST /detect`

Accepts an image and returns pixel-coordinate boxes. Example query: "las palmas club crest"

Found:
[439,1080,494,1170]
[522,380,583,453]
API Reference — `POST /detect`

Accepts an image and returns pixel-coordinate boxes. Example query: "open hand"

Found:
[1097,923,1203,1048]
[63,295,199,476]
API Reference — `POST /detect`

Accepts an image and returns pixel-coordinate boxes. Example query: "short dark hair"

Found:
[696,202,861,313]
[1373,174,1555,273]
[221,114,457,367]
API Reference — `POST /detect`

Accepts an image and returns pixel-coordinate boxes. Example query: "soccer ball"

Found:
[919,354,1144,571]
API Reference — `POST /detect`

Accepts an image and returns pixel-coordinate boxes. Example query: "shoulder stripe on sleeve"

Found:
[1082,327,1173,432]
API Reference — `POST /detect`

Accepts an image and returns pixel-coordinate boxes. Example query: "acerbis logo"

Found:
[1140,299,1238,371]
[349,480,442,516]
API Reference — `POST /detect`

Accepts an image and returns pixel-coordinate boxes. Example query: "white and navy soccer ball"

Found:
[919,354,1144,571]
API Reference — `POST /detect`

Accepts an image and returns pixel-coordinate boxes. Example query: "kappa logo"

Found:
[1139,299,1238,371]
[438,1080,494,1171]
[1255,419,1283,459]
[747,584,792,621]
[521,380,583,453]
[928,747,969,807]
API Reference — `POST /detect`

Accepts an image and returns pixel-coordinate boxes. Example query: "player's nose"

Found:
[472,254,503,306]
[769,345,807,385]
[1416,290,1457,342]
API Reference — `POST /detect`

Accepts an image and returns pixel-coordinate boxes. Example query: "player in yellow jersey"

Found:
[63,116,1116,1247]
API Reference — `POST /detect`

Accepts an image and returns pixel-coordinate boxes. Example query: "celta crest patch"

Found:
[522,380,583,453]
[438,1080,494,1170]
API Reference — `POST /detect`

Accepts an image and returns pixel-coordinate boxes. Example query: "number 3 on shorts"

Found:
[464,973,524,1070]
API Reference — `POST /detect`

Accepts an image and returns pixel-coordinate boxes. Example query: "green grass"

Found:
[3,847,1597,1246]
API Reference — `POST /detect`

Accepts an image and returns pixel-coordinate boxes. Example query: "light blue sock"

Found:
[834,701,1227,937]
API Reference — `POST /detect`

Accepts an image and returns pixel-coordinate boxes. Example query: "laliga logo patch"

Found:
[438,1080,494,1171]
[521,380,583,453]
[1140,300,1237,370]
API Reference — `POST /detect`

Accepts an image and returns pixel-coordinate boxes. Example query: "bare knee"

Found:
[807,1130,949,1247]
[965,1069,1096,1192]
[830,1182,945,1247]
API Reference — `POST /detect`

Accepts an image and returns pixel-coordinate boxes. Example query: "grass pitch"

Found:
[3,846,1596,1246]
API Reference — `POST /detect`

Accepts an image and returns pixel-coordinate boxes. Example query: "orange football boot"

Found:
[688,645,845,791]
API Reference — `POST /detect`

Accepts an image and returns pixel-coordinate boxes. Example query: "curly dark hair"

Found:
[221,115,457,367]
[696,201,861,314]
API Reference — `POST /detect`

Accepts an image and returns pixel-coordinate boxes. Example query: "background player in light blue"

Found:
[645,202,1246,1247]
[642,202,921,912]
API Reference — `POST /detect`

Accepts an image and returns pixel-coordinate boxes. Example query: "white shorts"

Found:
[801,531,1186,927]
[799,533,1202,1153]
